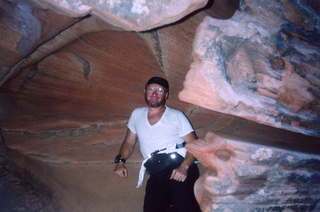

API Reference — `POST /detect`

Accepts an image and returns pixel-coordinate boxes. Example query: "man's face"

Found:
[144,83,168,108]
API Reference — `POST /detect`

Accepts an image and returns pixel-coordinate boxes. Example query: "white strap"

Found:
[136,157,149,188]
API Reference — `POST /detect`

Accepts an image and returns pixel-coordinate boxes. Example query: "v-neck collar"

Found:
[146,106,167,127]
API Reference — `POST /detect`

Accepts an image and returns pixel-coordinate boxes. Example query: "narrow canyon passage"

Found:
[0,0,319,212]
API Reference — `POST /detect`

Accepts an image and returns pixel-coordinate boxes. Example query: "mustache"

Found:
[145,95,166,107]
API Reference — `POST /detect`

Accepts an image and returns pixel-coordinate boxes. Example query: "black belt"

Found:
[150,142,186,156]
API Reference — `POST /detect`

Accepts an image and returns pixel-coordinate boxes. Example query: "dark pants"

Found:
[143,164,201,212]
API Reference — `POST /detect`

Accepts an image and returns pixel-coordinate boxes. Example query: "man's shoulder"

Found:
[131,107,147,115]
[166,106,185,116]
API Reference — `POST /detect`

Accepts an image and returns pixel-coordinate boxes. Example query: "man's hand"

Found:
[170,165,188,182]
[114,163,128,177]
[169,131,197,182]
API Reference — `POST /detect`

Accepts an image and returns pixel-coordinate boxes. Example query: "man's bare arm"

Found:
[118,128,137,159]
[179,131,197,169]
[114,128,137,177]
[170,131,197,182]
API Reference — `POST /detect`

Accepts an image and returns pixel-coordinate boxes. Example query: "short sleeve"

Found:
[127,110,137,134]
[177,111,194,137]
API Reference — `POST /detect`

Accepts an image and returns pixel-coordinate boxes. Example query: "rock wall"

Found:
[180,0,320,136]
[0,0,320,212]
[187,132,320,212]
[0,1,212,211]
[31,0,208,31]
[0,0,78,86]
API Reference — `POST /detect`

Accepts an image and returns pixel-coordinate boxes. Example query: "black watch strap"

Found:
[114,154,126,164]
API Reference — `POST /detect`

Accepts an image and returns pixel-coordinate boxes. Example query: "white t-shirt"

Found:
[127,106,194,159]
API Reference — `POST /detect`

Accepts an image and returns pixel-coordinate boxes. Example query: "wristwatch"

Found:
[114,154,126,164]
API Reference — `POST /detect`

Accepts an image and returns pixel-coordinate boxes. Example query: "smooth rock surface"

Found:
[0,0,77,86]
[1,30,162,129]
[4,125,144,212]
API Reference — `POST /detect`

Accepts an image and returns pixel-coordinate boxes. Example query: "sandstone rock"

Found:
[3,122,144,212]
[139,10,207,114]
[1,30,162,130]
[33,0,208,31]
[0,0,77,85]
[0,16,122,87]
[1,0,320,212]
[7,141,144,212]
[179,0,320,136]
[187,132,320,212]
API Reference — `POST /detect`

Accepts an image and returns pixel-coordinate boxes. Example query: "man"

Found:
[114,77,201,212]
